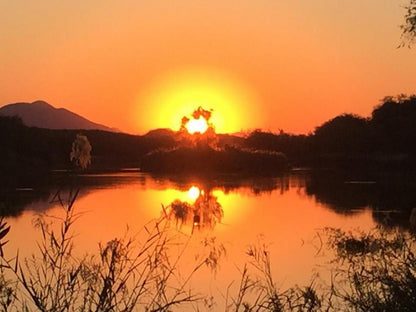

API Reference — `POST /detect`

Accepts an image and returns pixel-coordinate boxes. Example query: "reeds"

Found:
[324,227,416,312]
[224,240,322,312]
[0,189,207,311]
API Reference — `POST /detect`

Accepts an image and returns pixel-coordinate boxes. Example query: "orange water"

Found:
[4,172,377,307]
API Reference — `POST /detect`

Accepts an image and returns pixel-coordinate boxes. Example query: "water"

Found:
[2,169,414,306]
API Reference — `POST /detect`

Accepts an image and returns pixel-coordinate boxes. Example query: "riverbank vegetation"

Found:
[1,95,416,182]
[141,145,288,174]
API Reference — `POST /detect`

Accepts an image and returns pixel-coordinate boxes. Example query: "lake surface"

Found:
[2,169,415,306]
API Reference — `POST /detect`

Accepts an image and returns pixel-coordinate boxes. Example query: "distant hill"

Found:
[143,128,246,149]
[144,128,176,139]
[0,100,117,132]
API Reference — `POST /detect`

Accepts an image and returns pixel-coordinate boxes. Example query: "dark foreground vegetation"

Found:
[0,190,415,311]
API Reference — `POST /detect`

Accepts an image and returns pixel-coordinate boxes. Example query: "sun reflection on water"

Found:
[162,184,225,233]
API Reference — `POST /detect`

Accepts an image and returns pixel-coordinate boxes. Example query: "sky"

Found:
[0,0,415,135]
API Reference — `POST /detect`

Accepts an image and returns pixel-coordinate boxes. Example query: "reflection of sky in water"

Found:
[4,171,414,298]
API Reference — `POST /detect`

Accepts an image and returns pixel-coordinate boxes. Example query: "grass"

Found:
[323,227,416,312]
[140,145,288,174]
[0,189,206,311]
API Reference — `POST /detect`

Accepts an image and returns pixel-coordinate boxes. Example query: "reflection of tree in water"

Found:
[305,171,416,230]
[0,171,147,218]
[0,189,52,217]
[165,188,223,233]
[149,173,295,196]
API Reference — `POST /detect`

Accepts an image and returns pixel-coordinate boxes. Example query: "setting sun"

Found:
[137,67,261,134]
[185,116,208,134]
[188,186,200,201]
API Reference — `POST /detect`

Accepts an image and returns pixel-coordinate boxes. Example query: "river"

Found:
[2,169,414,309]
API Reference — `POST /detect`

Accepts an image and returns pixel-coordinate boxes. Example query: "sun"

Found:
[182,106,213,135]
[185,117,208,134]
[188,186,200,200]
[137,67,261,134]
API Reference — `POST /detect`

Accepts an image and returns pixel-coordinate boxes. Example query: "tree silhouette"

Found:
[313,114,370,154]
[401,0,416,47]
[370,95,416,153]
[70,134,92,169]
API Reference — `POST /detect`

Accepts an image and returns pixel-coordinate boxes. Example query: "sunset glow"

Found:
[138,68,260,134]
[3,1,416,309]
[0,1,415,134]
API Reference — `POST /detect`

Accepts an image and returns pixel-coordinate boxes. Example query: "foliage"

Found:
[313,114,370,154]
[306,95,416,170]
[224,239,324,312]
[141,145,288,174]
[70,134,92,169]
[370,95,416,153]
[400,0,416,47]
[324,227,416,312]
[0,116,175,174]
[243,130,310,164]
[0,190,212,311]
[177,106,218,148]
[3,94,416,177]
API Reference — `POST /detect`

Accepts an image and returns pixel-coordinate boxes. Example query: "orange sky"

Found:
[0,0,415,134]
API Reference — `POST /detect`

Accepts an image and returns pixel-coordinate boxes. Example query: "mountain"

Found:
[0,100,117,132]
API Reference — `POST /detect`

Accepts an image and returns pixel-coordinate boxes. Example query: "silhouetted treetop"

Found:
[370,95,416,152]
[401,0,416,47]
[315,114,369,135]
[313,114,370,153]
[372,95,416,122]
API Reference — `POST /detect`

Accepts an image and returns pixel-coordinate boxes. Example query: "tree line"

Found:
[1,95,416,185]
[244,95,416,170]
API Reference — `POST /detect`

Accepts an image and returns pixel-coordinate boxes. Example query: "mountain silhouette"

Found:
[144,128,176,139]
[0,100,117,132]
